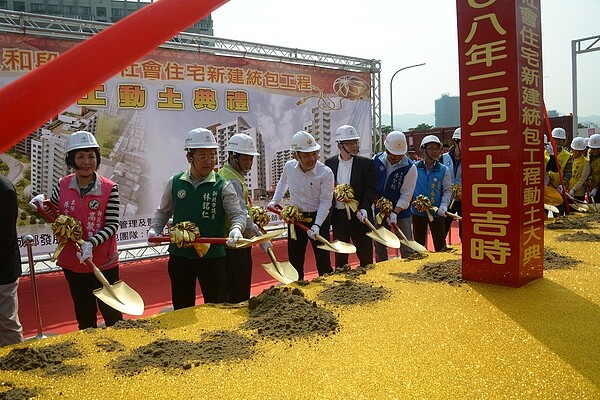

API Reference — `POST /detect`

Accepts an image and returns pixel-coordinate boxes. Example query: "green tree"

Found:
[380,125,393,134]
[410,123,434,131]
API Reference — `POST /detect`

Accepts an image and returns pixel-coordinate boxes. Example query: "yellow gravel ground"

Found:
[1,216,599,399]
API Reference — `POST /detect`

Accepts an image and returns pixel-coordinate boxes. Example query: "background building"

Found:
[303,106,332,162]
[0,0,213,35]
[434,94,460,127]
[30,106,99,197]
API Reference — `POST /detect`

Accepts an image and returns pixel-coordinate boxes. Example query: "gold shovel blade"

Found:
[316,237,356,254]
[366,227,401,249]
[93,281,145,316]
[235,229,287,248]
[260,261,295,284]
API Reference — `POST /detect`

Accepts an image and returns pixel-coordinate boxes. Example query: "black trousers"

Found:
[224,247,252,303]
[331,208,373,268]
[168,254,226,309]
[413,215,446,252]
[287,213,332,280]
[444,200,462,241]
[63,267,123,330]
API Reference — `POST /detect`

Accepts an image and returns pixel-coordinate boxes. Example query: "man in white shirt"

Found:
[269,131,334,280]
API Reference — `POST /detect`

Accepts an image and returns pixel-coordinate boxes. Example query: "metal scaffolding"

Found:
[0,9,382,269]
[0,9,382,147]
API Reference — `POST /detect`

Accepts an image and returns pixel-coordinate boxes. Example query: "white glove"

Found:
[591,188,598,197]
[226,227,243,247]
[267,201,279,210]
[259,240,273,253]
[356,209,368,223]
[147,228,159,246]
[307,225,320,240]
[557,185,564,193]
[29,194,46,212]
[569,189,575,197]
[437,207,447,217]
[386,212,397,226]
[545,143,554,156]
[77,241,93,263]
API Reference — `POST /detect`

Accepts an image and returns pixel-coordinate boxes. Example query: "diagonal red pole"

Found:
[542,102,569,214]
[0,0,229,153]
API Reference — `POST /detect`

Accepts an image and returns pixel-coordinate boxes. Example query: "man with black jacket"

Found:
[326,125,377,268]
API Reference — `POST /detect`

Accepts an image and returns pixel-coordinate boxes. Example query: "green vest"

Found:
[169,171,226,259]
[218,163,250,231]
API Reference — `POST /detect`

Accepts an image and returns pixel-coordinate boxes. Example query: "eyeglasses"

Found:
[192,154,218,161]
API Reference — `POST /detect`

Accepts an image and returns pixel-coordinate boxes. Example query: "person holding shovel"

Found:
[29,130,122,330]
[0,174,23,345]
[587,133,600,204]
[411,135,452,252]
[268,131,334,280]
[443,127,463,242]
[148,128,246,309]
[567,137,590,202]
[373,131,417,261]
[325,125,376,269]
[218,133,272,303]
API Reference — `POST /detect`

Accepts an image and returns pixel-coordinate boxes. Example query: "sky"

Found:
[211,0,600,119]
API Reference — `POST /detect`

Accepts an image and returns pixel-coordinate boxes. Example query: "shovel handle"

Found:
[363,218,378,232]
[445,211,462,220]
[34,200,61,223]
[268,205,339,250]
[148,236,231,245]
[267,205,308,228]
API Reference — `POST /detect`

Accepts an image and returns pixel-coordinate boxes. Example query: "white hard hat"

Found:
[571,137,586,151]
[551,127,567,140]
[290,131,321,153]
[588,133,600,149]
[184,128,217,150]
[335,125,360,142]
[421,134,442,148]
[65,130,99,153]
[225,133,260,156]
[583,137,590,147]
[384,131,407,155]
[452,127,461,140]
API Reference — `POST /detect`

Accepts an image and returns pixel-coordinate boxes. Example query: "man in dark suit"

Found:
[325,125,377,268]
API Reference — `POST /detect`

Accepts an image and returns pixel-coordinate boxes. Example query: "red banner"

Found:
[457,0,544,286]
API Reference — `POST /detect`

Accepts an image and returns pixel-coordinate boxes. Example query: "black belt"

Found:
[301,211,317,218]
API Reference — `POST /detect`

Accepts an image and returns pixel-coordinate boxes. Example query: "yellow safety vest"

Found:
[548,148,571,187]
[568,156,588,196]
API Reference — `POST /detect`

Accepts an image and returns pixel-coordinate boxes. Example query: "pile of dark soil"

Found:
[544,248,581,270]
[94,337,125,353]
[332,264,374,279]
[0,342,84,377]
[556,231,600,242]
[0,382,39,399]
[112,318,160,332]
[392,260,464,286]
[243,287,338,340]
[318,280,390,305]
[109,331,256,376]
[546,216,592,230]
